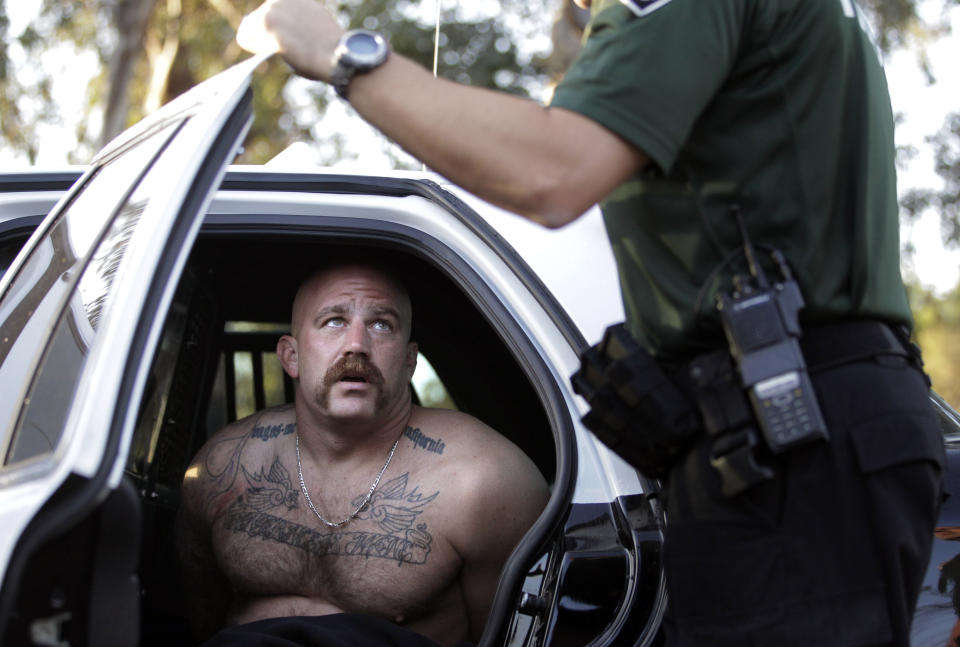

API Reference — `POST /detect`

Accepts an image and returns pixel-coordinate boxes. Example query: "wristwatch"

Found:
[330,29,390,100]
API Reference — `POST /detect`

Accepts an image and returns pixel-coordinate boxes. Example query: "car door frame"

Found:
[0,55,267,643]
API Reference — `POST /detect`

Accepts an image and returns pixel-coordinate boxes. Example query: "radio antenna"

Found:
[731,202,770,289]
[432,0,442,77]
[423,0,442,172]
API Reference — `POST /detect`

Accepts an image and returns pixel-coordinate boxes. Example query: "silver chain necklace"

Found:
[295,431,401,528]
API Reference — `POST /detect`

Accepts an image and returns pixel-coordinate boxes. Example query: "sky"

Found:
[2,0,959,295]
[885,2,960,294]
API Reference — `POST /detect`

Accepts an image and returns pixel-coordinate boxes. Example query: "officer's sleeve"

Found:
[551,0,746,174]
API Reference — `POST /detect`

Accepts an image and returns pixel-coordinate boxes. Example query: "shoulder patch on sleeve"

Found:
[619,0,675,16]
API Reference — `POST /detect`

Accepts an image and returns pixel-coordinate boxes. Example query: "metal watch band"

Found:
[331,65,354,99]
[330,30,389,100]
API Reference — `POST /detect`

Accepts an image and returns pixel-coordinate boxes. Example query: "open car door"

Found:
[0,54,268,647]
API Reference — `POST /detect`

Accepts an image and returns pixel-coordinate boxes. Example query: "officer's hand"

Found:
[237,0,344,82]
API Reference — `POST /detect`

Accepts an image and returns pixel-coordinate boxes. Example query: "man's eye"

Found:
[324,317,346,328]
[371,320,393,332]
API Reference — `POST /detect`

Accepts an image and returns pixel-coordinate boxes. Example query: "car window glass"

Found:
[412,354,456,410]
[0,235,31,282]
[0,121,180,469]
[219,321,292,422]
[224,349,456,417]
[127,272,210,494]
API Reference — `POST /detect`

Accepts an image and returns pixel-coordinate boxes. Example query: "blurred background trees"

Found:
[0,0,958,406]
[912,283,960,407]
[0,0,557,165]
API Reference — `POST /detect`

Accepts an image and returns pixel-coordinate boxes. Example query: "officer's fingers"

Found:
[236,2,281,55]
[238,0,343,80]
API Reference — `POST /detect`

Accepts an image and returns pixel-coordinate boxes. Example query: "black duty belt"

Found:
[693,318,927,497]
[569,318,926,491]
[799,319,922,375]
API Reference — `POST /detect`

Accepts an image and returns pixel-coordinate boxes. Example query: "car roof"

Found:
[218,164,626,346]
[0,164,625,347]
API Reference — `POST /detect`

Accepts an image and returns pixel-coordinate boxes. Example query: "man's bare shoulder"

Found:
[406,406,548,498]
[407,407,549,582]
[181,404,296,516]
[192,404,293,461]
[407,406,521,460]
[209,403,296,445]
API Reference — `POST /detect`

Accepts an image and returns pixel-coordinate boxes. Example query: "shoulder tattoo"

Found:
[251,421,295,442]
[403,425,445,455]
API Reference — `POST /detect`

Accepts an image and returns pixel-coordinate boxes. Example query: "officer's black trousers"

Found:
[662,354,944,646]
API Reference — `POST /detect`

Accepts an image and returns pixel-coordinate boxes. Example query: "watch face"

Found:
[347,32,380,55]
[343,31,387,70]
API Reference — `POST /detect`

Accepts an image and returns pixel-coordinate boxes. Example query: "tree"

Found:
[0,0,554,165]
[862,0,960,261]
[0,0,54,163]
[2,0,960,293]
[553,0,960,265]
[910,281,960,408]
[4,0,956,163]
[2,0,958,403]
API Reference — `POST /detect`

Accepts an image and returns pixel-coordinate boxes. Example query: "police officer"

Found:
[237,1,945,644]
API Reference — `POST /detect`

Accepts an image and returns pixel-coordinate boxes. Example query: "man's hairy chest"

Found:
[208,452,463,620]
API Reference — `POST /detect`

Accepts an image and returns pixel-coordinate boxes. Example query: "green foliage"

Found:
[859,0,959,55]
[930,113,960,246]
[909,281,960,410]
[860,0,924,51]
[2,0,958,398]
[1,0,958,249]
[871,0,960,258]
[0,1,7,82]
[238,0,552,164]
[1,0,34,161]
[899,112,960,253]
[339,0,543,94]
[0,0,550,166]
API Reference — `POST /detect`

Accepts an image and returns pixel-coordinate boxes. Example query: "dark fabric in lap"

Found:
[200,614,447,647]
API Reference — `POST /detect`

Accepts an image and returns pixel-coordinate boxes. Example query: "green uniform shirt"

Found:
[551,0,910,359]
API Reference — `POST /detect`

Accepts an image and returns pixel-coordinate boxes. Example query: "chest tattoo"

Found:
[403,426,445,455]
[241,457,299,511]
[224,471,439,565]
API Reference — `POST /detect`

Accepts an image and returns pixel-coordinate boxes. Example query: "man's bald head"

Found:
[290,263,413,341]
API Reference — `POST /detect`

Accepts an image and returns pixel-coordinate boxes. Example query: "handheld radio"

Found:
[715,206,828,452]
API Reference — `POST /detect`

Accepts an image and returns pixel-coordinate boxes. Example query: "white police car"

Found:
[0,55,957,647]
[0,56,664,647]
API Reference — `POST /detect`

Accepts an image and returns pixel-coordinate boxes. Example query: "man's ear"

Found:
[277,335,300,379]
[405,341,418,380]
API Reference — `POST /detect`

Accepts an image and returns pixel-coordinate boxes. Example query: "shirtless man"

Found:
[175,262,550,646]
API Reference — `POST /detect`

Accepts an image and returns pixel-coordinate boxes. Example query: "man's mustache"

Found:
[321,355,384,388]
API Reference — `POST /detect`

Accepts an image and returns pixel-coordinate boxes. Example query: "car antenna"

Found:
[432,0,442,79]
[423,0,442,173]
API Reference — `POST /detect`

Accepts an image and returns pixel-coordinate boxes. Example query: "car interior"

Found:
[0,218,563,645]
[123,232,558,645]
